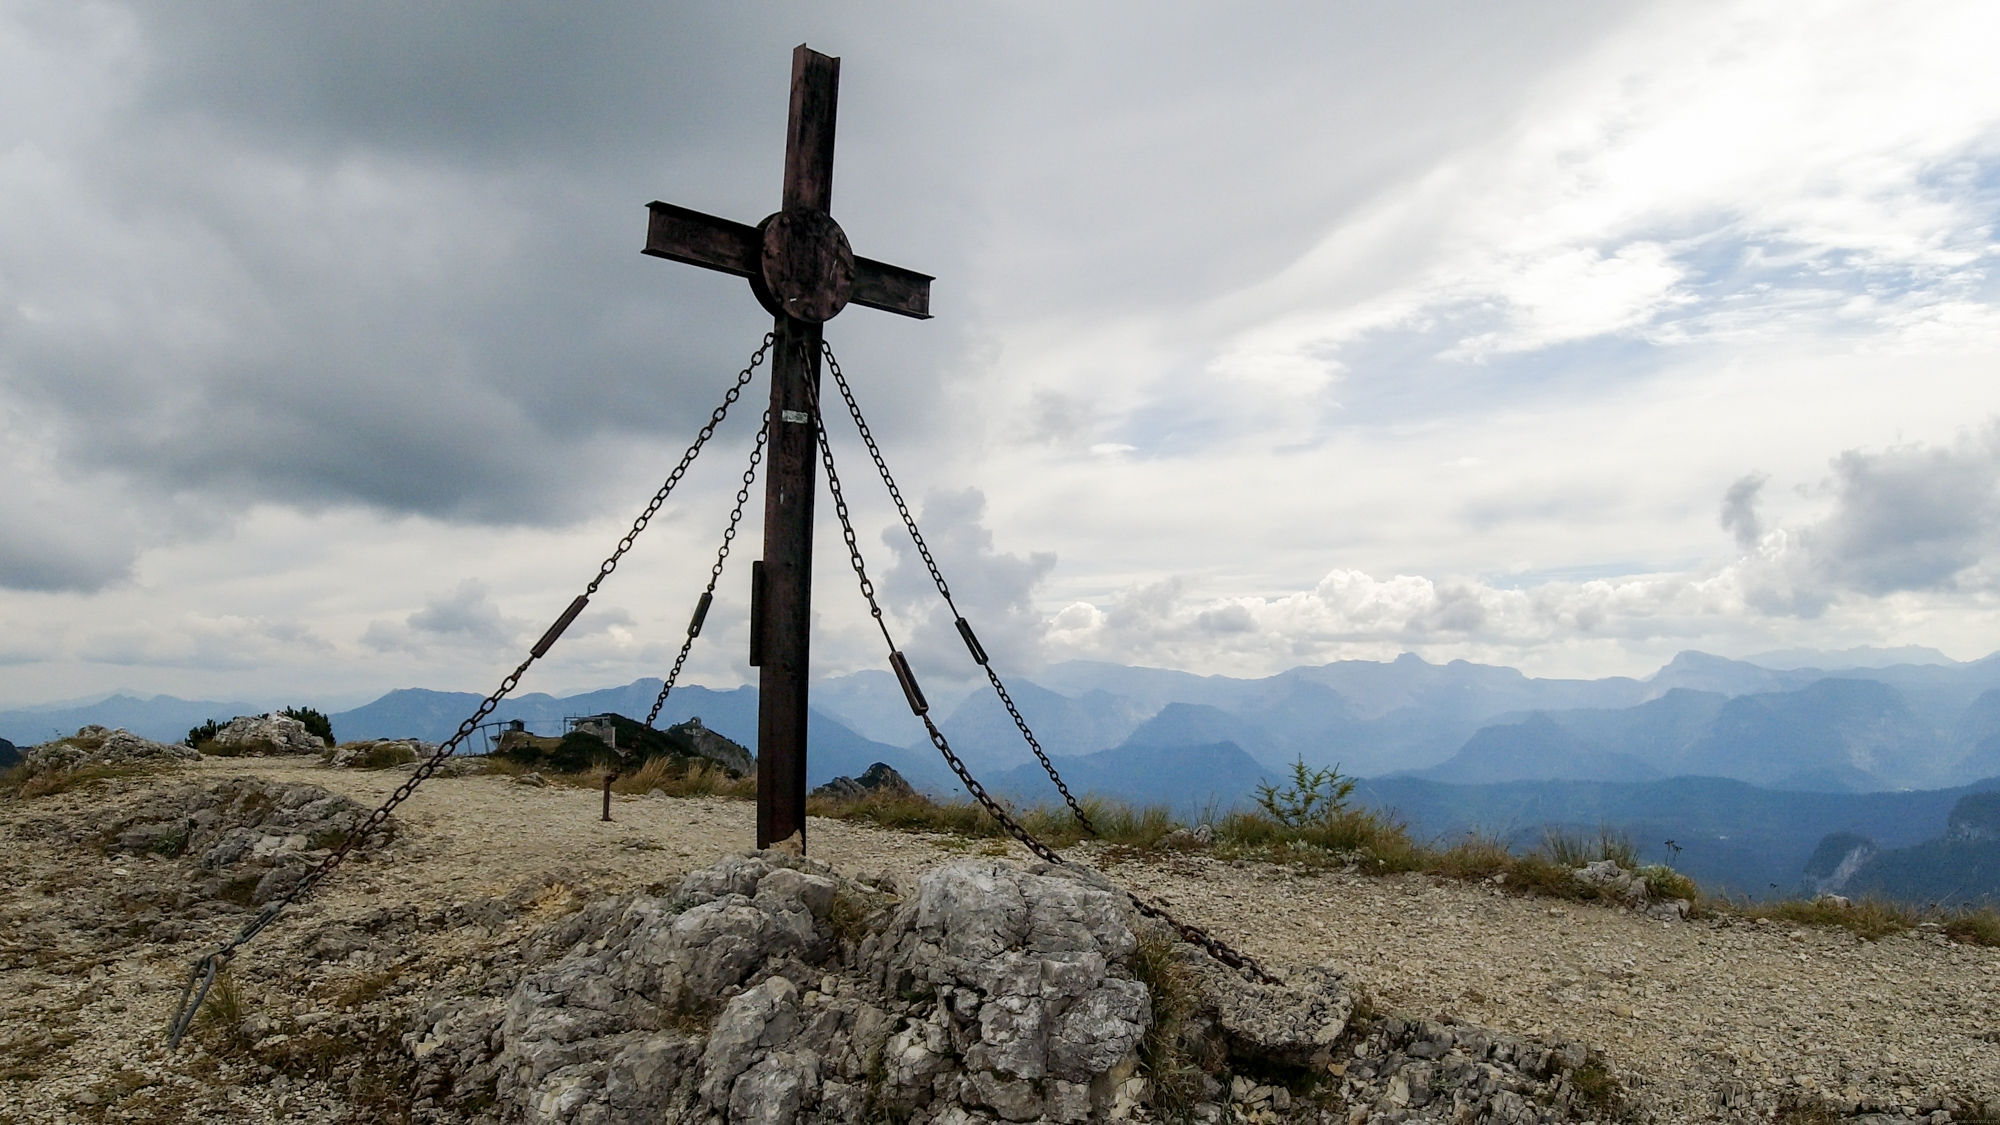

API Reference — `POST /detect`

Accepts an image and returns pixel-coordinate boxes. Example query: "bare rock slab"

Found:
[405,852,1609,1123]
[20,724,198,774]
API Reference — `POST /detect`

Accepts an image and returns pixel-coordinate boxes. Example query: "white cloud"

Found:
[1189,0,2000,412]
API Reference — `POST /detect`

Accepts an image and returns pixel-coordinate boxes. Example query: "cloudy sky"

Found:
[4,0,2000,708]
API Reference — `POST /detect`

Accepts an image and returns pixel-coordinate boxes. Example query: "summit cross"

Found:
[641,44,933,852]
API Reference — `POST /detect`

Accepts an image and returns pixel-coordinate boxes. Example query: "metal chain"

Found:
[646,411,770,728]
[167,335,775,1049]
[800,375,1276,985]
[818,343,1096,835]
[587,335,775,598]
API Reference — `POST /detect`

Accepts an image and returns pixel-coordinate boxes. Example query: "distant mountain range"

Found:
[0,694,267,749]
[325,681,952,791]
[1356,773,2000,899]
[18,645,2000,901]
[17,647,2000,793]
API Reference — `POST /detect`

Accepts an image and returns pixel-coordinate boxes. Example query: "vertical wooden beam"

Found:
[756,317,822,849]
[756,44,839,851]
[783,45,839,213]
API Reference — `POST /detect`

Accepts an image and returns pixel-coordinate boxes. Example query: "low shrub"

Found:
[1211,762,1419,872]
[192,969,251,1052]
[281,707,335,746]
[1638,864,1700,903]
[1943,910,2000,946]
[499,730,622,774]
[1253,759,1357,828]
[1740,897,1913,941]
[185,720,225,750]
[1426,834,1516,882]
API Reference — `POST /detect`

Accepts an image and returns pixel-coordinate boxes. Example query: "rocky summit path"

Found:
[2,757,1998,1123]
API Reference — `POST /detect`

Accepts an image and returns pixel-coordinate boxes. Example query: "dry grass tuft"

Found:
[329,970,398,1010]
[1,761,165,800]
[808,788,1010,837]
[610,757,756,800]
[192,968,252,1053]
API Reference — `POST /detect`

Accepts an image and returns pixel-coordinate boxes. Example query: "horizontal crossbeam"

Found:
[644,201,932,320]
[850,256,932,320]
[643,202,760,277]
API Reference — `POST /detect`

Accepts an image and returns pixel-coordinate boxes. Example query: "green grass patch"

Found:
[1567,1052,1635,1121]
[1129,932,1214,1122]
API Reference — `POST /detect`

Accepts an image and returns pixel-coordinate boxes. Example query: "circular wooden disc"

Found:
[758,207,854,323]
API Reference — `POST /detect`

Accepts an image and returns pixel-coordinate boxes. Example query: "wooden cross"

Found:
[642,44,933,852]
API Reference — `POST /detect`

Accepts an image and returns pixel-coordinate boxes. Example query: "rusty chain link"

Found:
[819,343,1097,835]
[167,336,775,1049]
[800,373,1277,985]
[646,411,770,728]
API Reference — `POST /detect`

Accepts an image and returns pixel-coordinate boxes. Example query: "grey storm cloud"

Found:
[0,485,138,592]
[1728,423,2000,616]
[0,1,979,591]
[877,488,1056,678]
[362,578,516,652]
[0,0,1638,595]
[1720,472,1768,551]
[1803,427,2000,596]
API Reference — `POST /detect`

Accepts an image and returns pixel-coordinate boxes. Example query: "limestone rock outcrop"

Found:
[671,716,756,777]
[407,853,1608,1124]
[20,725,199,774]
[207,713,329,756]
[808,762,916,803]
[325,739,425,769]
[1571,859,1692,922]
[102,778,390,919]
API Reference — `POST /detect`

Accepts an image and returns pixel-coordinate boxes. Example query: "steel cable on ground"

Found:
[166,334,776,1048]
[799,374,1277,985]
[818,343,1096,836]
[645,411,770,728]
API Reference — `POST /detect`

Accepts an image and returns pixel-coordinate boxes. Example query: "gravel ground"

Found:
[2,757,1998,1123]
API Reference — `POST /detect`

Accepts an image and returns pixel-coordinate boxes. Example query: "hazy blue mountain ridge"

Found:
[1745,645,1957,670]
[0,694,268,747]
[930,679,1152,774]
[988,739,1268,814]
[1676,678,1950,790]
[1392,674,2000,793]
[1413,713,1660,784]
[23,650,2000,903]
[1356,773,2000,899]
